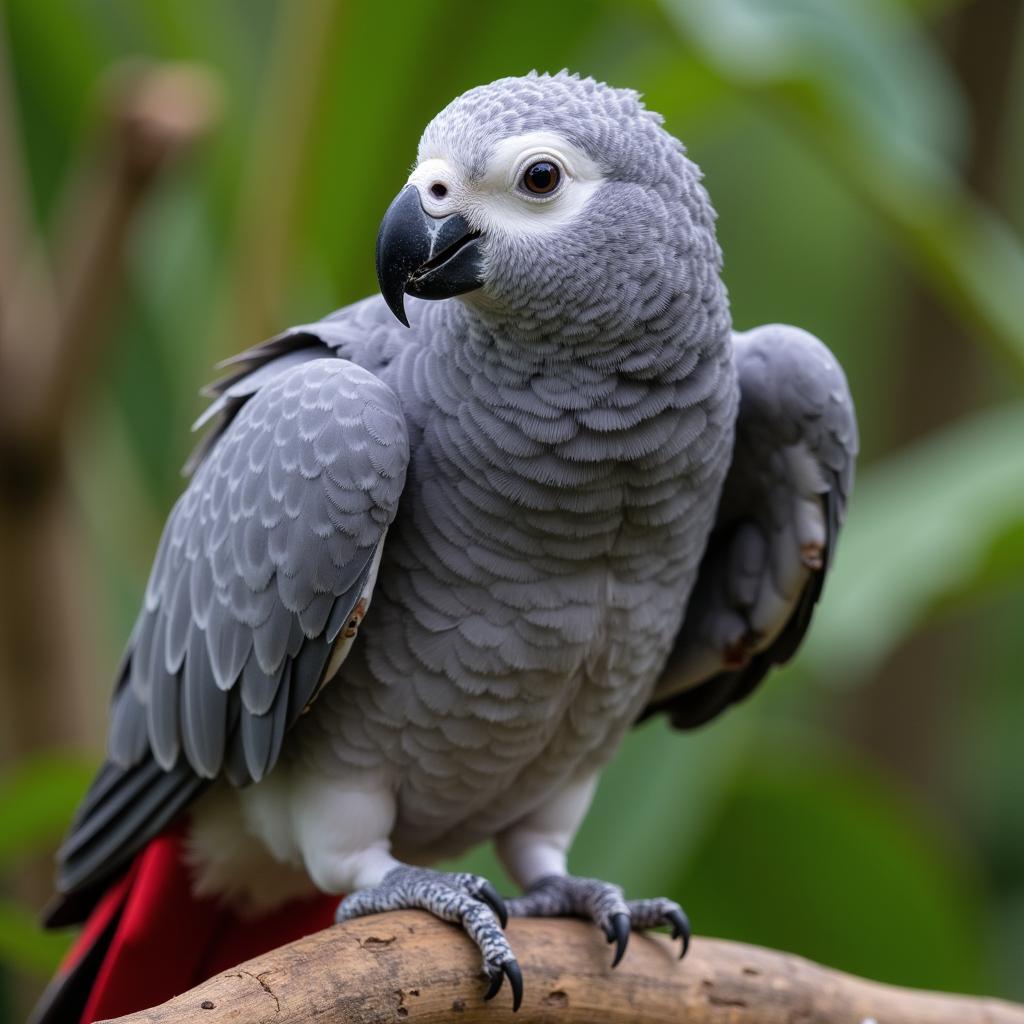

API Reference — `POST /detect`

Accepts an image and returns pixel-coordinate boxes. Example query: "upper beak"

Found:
[375,185,484,327]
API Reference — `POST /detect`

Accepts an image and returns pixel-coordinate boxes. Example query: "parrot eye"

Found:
[521,160,561,196]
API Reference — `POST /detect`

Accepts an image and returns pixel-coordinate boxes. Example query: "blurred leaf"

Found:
[4,0,106,215]
[804,402,1024,683]
[663,0,1024,374]
[0,902,71,975]
[664,0,965,168]
[0,754,93,869]
[896,0,975,13]
[993,888,1024,1001]
[678,727,992,993]
[570,713,752,896]
[958,597,1024,999]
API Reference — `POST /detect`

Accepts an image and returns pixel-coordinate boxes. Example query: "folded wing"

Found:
[50,357,409,922]
[642,324,857,728]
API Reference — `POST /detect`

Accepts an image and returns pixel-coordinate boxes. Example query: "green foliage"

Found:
[0,756,91,978]
[0,756,92,871]
[806,403,1024,683]
[0,905,71,976]
[665,0,1024,373]
[678,728,993,994]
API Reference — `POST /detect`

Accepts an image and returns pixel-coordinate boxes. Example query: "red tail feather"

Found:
[39,824,338,1023]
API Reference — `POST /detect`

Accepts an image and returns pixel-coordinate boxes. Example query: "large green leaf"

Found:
[662,0,1024,373]
[677,726,993,994]
[663,0,963,169]
[804,402,1024,684]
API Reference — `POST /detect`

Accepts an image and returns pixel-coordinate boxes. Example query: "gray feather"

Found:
[147,663,180,771]
[240,650,285,717]
[107,690,150,769]
[644,324,858,726]
[241,663,292,783]
[52,355,409,907]
[181,628,228,779]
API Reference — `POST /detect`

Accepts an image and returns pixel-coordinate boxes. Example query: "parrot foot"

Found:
[336,866,522,1011]
[505,875,690,966]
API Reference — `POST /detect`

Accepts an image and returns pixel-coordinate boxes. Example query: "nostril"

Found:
[430,182,448,199]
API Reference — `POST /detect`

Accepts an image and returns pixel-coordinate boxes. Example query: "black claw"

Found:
[484,961,523,1012]
[479,881,509,929]
[609,913,630,968]
[666,908,692,959]
[505,959,524,1012]
[484,969,504,1002]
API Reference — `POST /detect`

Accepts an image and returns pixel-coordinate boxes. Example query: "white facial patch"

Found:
[410,131,606,241]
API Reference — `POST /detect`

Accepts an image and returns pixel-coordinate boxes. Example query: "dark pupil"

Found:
[526,162,558,193]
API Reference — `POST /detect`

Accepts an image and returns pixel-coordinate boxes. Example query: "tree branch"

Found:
[0,4,58,420]
[98,910,1023,1024]
[0,60,223,773]
[24,59,221,454]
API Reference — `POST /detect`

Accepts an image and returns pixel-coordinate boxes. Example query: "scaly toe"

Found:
[477,879,509,928]
[504,875,690,969]
[334,867,521,1009]
[624,896,692,959]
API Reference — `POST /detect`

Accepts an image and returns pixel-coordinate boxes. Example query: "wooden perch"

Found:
[100,910,1023,1024]
[2,59,221,451]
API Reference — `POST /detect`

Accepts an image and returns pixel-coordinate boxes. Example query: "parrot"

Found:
[31,71,857,1023]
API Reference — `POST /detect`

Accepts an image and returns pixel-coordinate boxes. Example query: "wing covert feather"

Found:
[114,356,409,780]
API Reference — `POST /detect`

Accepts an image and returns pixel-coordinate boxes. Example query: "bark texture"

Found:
[99,911,1024,1024]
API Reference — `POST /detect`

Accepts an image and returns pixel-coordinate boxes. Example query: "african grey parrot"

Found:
[37,71,856,1020]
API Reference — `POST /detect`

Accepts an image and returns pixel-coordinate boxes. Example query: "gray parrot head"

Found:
[376,71,724,343]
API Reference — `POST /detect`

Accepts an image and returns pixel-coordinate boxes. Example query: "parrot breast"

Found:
[287,299,739,862]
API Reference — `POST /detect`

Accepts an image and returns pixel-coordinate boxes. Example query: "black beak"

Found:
[375,185,484,327]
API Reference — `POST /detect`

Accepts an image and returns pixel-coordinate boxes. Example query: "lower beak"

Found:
[375,185,484,327]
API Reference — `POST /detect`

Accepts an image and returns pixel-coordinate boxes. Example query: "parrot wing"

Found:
[186,296,404,473]
[641,324,857,729]
[49,354,409,924]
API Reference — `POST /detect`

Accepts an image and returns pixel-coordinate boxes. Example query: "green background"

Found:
[1,0,1022,1018]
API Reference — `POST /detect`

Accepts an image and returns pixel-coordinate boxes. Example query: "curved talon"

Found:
[609,912,630,968]
[480,880,509,928]
[506,959,524,1012]
[484,961,523,1012]
[666,907,691,959]
[484,969,504,1002]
